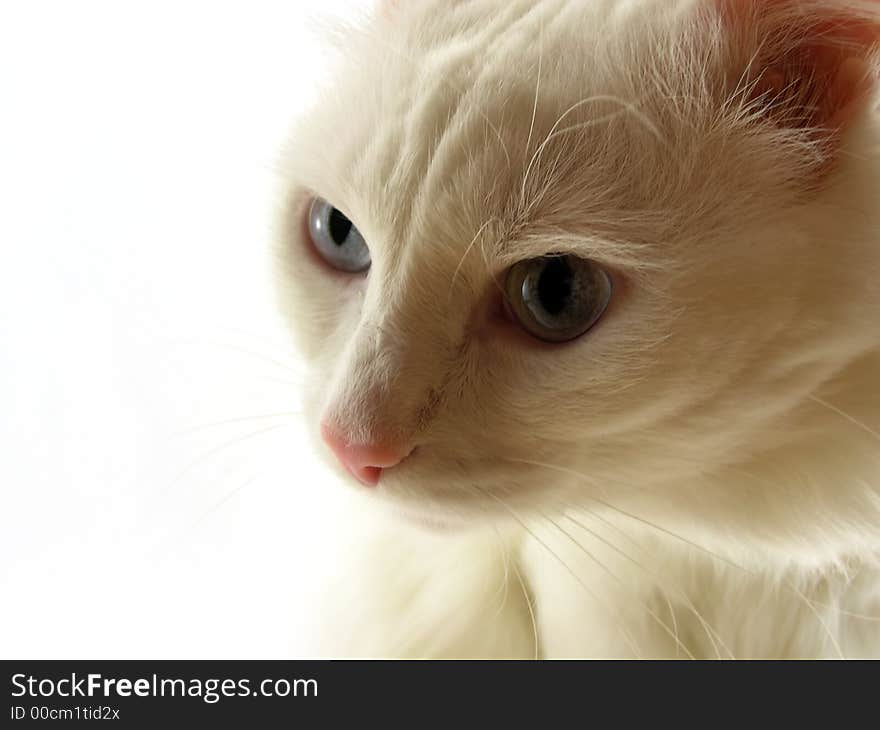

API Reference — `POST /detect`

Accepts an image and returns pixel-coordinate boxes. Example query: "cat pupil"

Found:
[537,258,573,315]
[328,208,353,245]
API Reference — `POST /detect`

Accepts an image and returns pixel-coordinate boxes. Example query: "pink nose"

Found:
[320,423,408,486]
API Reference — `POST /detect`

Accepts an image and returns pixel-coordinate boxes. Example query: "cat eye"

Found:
[504,255,612,343]
[307,198,371,273]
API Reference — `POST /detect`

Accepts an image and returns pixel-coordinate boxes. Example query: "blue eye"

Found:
[505,255,612,342]
[307,198,371,273]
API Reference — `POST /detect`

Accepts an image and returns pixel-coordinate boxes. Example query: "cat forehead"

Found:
[288,0,825,277]
[292,2,695,257]
[332,0,668,182]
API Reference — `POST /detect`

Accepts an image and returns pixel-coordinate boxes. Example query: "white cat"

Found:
[274,0,880,657]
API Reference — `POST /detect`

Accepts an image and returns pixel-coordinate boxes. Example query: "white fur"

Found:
[274,0,880,657]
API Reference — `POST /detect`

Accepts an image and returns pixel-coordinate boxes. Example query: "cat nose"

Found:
[320,423,409,486]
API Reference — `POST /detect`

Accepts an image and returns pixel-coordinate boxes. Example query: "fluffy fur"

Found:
[274,0,880,657]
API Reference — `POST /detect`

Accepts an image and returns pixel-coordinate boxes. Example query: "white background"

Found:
[0,0,369,658]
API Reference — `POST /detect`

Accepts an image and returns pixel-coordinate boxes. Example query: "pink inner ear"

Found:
[720,0,880,132]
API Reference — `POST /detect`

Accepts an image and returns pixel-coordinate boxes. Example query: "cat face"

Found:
[276,0,880,537]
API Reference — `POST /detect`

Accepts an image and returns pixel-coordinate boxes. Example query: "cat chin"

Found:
[321,457,490,531]
[363,477,506,533]
[384,501,518,536]
[378,485,536,535]
[386,506,471,533]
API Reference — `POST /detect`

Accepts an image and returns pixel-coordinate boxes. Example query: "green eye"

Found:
[505,255,612,342]
[307,198,371,273]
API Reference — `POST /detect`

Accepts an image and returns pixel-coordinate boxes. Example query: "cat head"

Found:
[276,0,880,551]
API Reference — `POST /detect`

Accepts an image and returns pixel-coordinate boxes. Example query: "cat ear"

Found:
[718,0,880,134]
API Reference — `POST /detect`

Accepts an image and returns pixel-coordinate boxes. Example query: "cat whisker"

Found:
[487,527,514,624]
[561,510,733,659]
[189,473,263,532]
[504,457,853,653]
[471,484,644,657]
[510,556,540,660]
[253,375,303,388]
[212,325,298,355]
[146,471,265,560]
[538,510,698,659]
[164,422,293,496]
[172,411,300,438]
[172,339,303,377]
[808,394,880,443]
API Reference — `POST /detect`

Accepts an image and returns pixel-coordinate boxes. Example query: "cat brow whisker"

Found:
[481,110,512,170]
[520,96,615,207]
[521,108,621,209]
[534,143,568,202]
[524,144,572,217]
[520,93,669,214]
[447,216,499,299]
[524,29,543,160]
